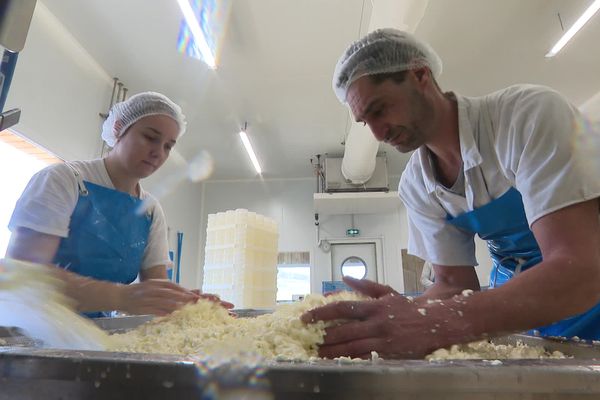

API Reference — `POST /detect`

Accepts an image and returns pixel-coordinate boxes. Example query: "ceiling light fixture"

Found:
[545,0,600,58]
[176,0,216,68]
[239,122,262,175]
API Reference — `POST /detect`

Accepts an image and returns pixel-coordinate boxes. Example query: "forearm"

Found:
[56,266,200,315]
[436,200,600,346]
[417,281,470,303]
[431,255,600,347]
[139,265,168,281]
[468,256,600,335]
[416,272,480,305]
[7,230,125,312]
[53,267,125,312]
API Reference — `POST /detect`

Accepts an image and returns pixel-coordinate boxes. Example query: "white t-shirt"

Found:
[399,84,600,267]
[9,159,171,270]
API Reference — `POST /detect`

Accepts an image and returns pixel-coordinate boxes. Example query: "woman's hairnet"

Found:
[101,91,186,147]
[332,28,443,104]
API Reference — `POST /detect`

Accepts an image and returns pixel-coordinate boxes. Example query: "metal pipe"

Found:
[116,82,123,104]
[99,78,119,120]
[108,77,118,109]
[316,154,321,193]
[315,213,320,246]
[121,87,128,102]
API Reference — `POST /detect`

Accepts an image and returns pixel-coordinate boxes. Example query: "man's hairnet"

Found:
[101,91,186,147]
[332,28,443,104]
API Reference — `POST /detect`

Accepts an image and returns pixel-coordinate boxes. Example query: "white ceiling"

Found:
[42,0,600,181]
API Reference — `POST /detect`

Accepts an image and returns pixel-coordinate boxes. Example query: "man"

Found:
[302,28,600,359]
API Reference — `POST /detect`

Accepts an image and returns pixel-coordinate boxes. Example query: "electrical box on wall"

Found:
[324,155,389,193]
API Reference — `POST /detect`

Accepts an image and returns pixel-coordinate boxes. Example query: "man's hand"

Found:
[301,276,473,359]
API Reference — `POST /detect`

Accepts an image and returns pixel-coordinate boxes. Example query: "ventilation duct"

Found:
[341,0,427,184]
[341,122,379,184]
[325,154,389,193]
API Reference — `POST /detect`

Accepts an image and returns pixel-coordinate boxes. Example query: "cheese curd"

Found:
[426,340,565,361]
[110,291,364,360]
[110,292,567,362]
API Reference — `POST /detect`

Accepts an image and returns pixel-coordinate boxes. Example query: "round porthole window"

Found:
[340,256,367,279]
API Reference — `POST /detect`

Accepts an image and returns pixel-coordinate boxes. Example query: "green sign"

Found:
[346,228,360,237]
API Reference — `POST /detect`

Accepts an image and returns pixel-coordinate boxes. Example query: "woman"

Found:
[6,92,228,316]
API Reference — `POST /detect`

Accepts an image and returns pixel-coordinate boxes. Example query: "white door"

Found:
[331,242,377,282]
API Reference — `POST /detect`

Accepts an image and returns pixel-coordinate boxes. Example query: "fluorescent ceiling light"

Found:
[176,0,216,68]
[239,130,262,174]
[546,0,600,57]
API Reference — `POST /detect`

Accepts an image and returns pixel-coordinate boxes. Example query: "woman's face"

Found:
[113,114,179,178]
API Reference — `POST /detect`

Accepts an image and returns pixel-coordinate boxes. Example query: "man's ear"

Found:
[413,66,430,84]
[410,66,433,93]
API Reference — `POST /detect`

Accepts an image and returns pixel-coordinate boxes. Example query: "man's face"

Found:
[346,72,434,153]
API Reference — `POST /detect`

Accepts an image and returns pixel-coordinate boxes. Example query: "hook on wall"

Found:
[99,77,129,120]
[98,77,129,157]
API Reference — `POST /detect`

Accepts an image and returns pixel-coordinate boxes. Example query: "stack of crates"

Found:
[202,209,279,309]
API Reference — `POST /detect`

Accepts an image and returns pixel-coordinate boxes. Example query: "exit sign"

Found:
[346,228,360,237]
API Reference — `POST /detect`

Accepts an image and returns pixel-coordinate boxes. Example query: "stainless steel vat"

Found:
[3,315,600,399]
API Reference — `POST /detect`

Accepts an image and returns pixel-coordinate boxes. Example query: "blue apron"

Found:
[53,167,151,318]
[447,187,600,339]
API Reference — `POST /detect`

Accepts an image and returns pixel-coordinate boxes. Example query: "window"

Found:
[277,264,310,302]
[340,256,367,279]
[0,130,62,255]
[277,251,310,303]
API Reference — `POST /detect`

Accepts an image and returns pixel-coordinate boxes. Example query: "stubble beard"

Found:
[393,88,435,153]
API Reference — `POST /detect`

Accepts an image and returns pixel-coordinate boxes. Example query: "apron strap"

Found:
[65,163,88,196]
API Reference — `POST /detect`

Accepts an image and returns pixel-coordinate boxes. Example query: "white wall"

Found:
[198,178,410,292]
[311,194,493,292]
[155,180,204,289]
[5,2,112,160]
[196,176,494,295]
[141,155,205,289]
[312,175,407,291]
[312,209,406,292]
[581,90,600,122]
[198,178,317,288]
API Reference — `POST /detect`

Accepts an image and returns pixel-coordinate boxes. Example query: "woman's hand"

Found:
[115,279,200,316]
[190,289,235,309]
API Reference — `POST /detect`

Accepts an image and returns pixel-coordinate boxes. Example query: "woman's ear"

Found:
[113,120,124,143]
